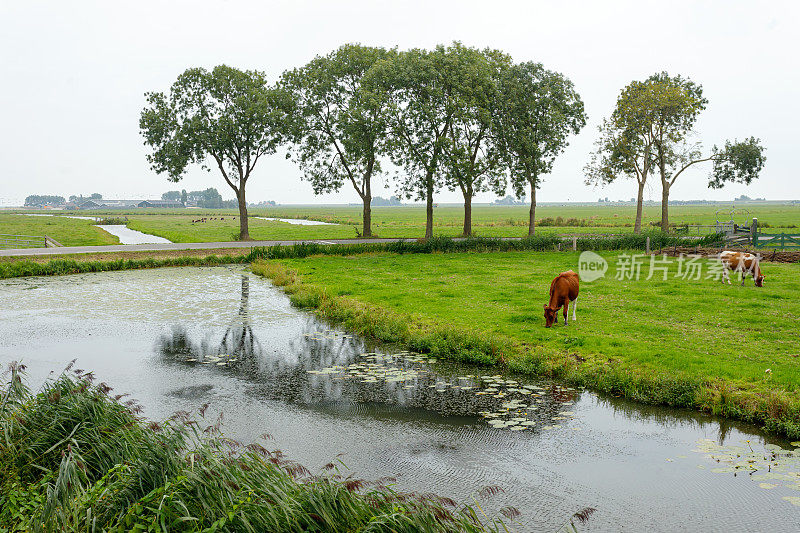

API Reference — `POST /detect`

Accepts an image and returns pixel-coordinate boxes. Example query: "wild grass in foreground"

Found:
[0,233,722,280]
[0,363,505,532]
[252,250,800,439]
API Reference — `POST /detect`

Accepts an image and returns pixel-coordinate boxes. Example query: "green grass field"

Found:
[0,213,119,246]
[4,202,799,246]
[116,203,800,242]
[256,249,800,435]
[273,250,800,389]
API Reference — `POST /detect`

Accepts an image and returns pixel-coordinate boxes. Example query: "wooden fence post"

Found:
[646,236,650,255]
[572,237,577,251]
[751,218,758,247]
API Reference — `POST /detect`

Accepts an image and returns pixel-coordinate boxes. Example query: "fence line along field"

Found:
[3,202,799,246]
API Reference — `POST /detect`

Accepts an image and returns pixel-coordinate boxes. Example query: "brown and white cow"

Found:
[719,251,764,287]
[544,270,580,327]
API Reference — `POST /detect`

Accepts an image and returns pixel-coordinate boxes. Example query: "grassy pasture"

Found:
[115,203,800,241]
[3,202,799,246]
[257,249,800,436]
[0,213,119,246]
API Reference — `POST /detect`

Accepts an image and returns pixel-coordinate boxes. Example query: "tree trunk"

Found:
[237,188,250,240]
[660,180,670,232]
[462,192,472,237]
[528,181,537,237]
[633,180,645,234]
[362,197,372,238]
[361,163,373,238]
[361,175,373,238]
[425,172,434,239]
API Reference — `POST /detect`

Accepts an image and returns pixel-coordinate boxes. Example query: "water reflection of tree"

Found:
[158,274,263,365]
[156,273,583,424]
[217,275,262,360]
[594,394,746,445]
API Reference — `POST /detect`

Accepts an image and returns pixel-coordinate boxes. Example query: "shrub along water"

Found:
[0,363,504,532]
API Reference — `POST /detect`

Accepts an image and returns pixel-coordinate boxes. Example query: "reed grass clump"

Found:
[0,363,503,532]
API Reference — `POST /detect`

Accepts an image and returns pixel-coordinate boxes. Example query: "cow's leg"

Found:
[722,268,730,285]
[571,298,577,321]
[563,301,569,326]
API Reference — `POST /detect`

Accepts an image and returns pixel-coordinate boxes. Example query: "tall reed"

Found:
[0,363,505,532]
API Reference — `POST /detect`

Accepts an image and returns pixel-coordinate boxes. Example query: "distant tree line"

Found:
[140,43,765,240]
[371,196,402,206]
[24,193,105,207]
[162,188,224,208]
[24,195,65,207]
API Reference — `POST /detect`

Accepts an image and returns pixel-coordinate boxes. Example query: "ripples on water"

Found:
[1,266,798,532]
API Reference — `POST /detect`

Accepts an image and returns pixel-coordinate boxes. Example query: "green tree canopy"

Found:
[708,137,767,189]
[366,45,462,239]
[139,65,293,240]
[440,44,511,237]
[282,44,394,237]
[494,61,586,235]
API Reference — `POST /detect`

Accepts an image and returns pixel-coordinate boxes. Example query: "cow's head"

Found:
[544,305,556,328]
[755,274,765,287]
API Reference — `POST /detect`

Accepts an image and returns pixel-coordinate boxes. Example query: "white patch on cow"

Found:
[571,298,577,321]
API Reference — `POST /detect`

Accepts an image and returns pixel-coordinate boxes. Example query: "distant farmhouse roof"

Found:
[75,200,105,209]
[101,199,142,208]
[137,200,184,208]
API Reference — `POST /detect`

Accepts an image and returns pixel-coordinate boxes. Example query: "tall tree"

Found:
[641,72,708,231]
[367,45,461,239]
[282,44,393,237]
[139,65,292,240]
[585,77,672,233]
[494,62,586,235]
[646,73,765,230]
[441,45,510,237]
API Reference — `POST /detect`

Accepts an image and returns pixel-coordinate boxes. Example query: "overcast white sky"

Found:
[1,0,798,206]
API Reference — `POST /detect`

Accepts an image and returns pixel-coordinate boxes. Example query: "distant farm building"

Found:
[137,200,184,208]
[74,200,105,209]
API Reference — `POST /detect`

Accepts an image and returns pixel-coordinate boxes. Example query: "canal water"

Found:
[1,266,798,532]
[255,216,338,226]
[94,224,172,244]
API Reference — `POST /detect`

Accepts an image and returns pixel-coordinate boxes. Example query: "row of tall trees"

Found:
[140,43,586,240]
[139,45,765,241]
[585,72,766,233]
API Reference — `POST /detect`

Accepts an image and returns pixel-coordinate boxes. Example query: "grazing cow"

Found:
[544,270,580,327]
[719,251,764,287]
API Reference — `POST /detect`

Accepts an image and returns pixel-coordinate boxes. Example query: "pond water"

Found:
[255,217,338,226]
[94,224,172,244]
[1,266,799,532]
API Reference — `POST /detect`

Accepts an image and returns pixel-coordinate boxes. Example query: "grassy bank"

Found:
[0,234,721,280]
[0,364,502,532]
[0,213,118,246]
[251,250,800,439]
